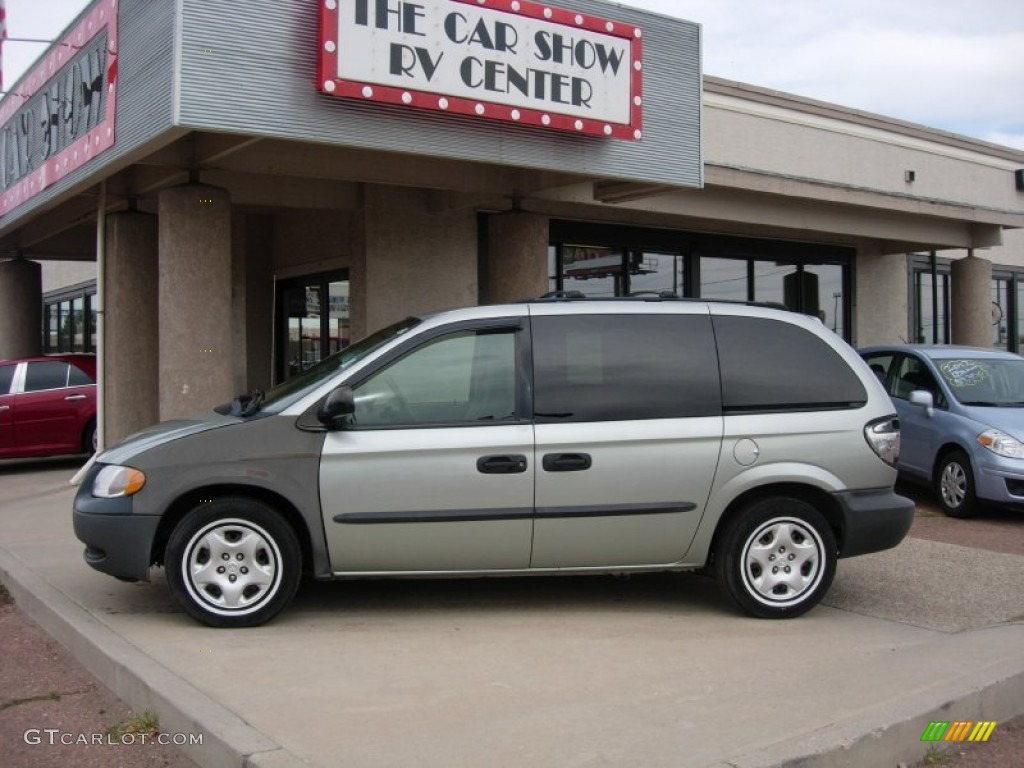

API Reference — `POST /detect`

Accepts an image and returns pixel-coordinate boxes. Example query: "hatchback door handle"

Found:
[542,453,592,472]
[64,394,87,401]
[477,455,528,474]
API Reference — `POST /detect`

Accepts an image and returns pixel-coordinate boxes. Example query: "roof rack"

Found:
[528,293,797,312]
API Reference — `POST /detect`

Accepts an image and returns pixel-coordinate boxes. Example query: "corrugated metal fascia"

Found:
[176,0,702,189]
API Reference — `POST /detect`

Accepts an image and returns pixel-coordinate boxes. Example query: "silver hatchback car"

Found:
[861,344,1024,517]
[75,298,913,627]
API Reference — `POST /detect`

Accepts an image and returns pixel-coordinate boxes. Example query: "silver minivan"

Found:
[74,298,913,627]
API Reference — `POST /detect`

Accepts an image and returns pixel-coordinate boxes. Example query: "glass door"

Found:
[276,271,350,382]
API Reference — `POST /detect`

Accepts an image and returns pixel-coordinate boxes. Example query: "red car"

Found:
[0,354,97,459]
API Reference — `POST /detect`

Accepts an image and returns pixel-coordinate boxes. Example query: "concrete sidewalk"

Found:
[1,460,1023,768]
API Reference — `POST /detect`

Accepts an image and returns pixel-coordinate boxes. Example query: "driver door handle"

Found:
[477,455,529,474]
[64,394,87,401]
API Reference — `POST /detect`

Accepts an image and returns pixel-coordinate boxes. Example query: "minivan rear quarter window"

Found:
[714,315,866,412]
[532,314,721,422]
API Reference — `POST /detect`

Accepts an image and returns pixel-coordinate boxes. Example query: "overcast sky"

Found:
[4,0,1023,149]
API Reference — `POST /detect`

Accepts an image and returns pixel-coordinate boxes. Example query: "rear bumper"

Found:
[833,487,915,558]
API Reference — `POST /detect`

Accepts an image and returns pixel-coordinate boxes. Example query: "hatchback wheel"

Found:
[936,450,977,518]
[165,497,301,628]
[715,497,836,619]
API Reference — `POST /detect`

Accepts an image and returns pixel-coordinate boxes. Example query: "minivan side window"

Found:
[714,316,867,412]
[352,329,517,427]
[531,314,721,423]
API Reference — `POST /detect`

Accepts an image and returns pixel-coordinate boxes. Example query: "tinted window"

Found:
[353,329,517,427]
[68,363,94,386]
[532,314,721,422]
[714,316,866,412]
[24,361,70,392]
[862,353,895,387]
[892,355,945,407]
[0,364,14,395]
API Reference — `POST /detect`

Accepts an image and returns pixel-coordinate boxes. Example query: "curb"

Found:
[0,545,308,768]
[708,623,1024,768]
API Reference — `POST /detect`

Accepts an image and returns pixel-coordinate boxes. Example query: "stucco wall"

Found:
[363,185,478,333]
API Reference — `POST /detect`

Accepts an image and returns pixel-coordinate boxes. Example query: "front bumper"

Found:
[974,455,1024,508]
[833,487,915,558]
[72,466,161,582]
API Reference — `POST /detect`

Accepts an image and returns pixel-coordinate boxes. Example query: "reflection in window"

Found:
[561,245,623,297]
[993,278,1009,350]
[628,252,684,296]
[700,257,748,302]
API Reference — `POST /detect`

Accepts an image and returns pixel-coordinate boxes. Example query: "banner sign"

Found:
[0,0,118,218]
[319,0,643,140]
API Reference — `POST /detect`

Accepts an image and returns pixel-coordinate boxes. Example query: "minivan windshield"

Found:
[257,317,421,413]
[935,357,1024,407]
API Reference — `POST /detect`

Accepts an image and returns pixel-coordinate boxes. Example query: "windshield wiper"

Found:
[238,389,265,417]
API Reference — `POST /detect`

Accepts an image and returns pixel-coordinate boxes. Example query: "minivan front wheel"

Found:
[936,450,977,518]
[165,498,301,628]
[715,498,836,619]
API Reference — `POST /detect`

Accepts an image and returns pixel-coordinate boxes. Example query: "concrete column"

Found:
[486,212,550,304]
[363,185,477,332]
[104,212,159,442]
[853,245,908,346]
[234,213,274,393]
[951,253,992,347]
[0,259,42,359]
[158,185,233,420]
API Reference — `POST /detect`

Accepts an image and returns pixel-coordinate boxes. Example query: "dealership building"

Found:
[0,0,1022,447]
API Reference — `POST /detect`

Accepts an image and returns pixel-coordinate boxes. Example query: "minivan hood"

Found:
[98,411,242,465]
[960,404,1024,440]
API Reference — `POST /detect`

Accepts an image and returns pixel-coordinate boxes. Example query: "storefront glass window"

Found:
[629,252,685,296]
[992,277,1010,350]
[560,245,622,297]
[753,262,788,307]
[805,264,845,337]
[72,296,85,352]
[700,257,748,302]
[277,271,351,382]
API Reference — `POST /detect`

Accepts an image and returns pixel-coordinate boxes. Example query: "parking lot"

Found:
[0,460,1022,768]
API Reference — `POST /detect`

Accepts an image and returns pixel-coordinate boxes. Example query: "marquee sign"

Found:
[0,0,118,218]
[318,0,643,140]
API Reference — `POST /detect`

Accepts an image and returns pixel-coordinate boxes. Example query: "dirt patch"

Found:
[0,581,198,768]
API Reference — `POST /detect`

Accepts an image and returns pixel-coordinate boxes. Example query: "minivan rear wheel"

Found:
[715,497,836,619]
[936,450,977,518]
[165,497,301,628]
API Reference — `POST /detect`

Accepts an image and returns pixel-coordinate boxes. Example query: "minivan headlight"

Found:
[864,416,900,467]
[92,465,147,498]
[977,429,1024,459]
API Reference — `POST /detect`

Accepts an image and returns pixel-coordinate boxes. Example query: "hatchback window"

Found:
[0,364,14,395]
[24,361,70,392]
[531,314,721,422]
[862,353,895,387]
[714,316,866,412]
[352,329,517,427]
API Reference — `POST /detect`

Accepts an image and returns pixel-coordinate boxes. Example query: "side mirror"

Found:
[909,389,934,417]
[317,386,355,429]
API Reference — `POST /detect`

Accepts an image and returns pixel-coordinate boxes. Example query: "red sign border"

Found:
[0,0,119,218]
[318,0,643,140]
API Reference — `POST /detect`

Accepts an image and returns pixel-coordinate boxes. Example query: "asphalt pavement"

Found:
[0,459,1022,768]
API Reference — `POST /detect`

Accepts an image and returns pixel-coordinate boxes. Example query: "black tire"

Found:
[935,450,977,518]
[165,497,301,628]
[83,420,97,454]
[714,497,837,619]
